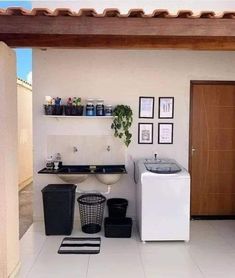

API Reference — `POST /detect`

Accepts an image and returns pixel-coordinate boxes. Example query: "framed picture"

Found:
[158,97,174,119]
[139,97,155,118]
[138,123,153,144]
[158,123,173,144]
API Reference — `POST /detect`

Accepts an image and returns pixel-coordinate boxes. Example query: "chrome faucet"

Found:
[73,146,78,153]
[154,153,158,160]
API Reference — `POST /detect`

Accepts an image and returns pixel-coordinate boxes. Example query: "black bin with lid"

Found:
[107,198,128,218]
[105,198,132,238]
[41,184,76,235]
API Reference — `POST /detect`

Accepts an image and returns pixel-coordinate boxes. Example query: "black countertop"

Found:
[38,165,127,175]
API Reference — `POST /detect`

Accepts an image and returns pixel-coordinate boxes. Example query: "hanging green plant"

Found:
[111,105,133,147]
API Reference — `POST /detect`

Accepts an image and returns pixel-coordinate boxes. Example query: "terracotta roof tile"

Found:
[199,11,216,18]
[222,12,235,19]
[77,9,97,17]
[51,8,75,16]
[103,9,121,17]
[5,7,31,16]
[176,10,194,18]
[0,7,234,19]
[150,10,170,18]
[126,9,145,18]
[31,8,53,16]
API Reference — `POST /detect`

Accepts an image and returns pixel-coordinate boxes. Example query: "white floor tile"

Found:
[204,274,235,278]
[189,249,235,276]
[137,240,189,254]
[141,248,203,278]
[188,221,233,253]
[209,220,235,233]
[26,254,89,278]
[17,223,46,278]
[209,220,235,248]
[87,253,145,278]
[17,220,235,278]
[26,236,89,278]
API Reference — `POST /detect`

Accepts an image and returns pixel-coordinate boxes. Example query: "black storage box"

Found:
[42,184,76,235]
[64,105,84,116]
[44,105,64,115]
[104,217,132,238]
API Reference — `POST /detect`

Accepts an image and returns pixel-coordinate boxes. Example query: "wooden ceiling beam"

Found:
[0,15,235,49]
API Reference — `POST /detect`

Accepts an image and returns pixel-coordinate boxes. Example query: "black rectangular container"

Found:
[42,184,76,235]
[104,217,132,238]
[44,105,64,115]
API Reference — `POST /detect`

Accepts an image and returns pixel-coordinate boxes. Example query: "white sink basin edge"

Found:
[57,174,89,183]
[95,173,122,185]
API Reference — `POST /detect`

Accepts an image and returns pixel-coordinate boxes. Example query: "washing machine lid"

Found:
[144,162,182,174]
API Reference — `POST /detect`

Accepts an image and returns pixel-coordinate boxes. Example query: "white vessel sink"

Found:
[57,173,89,183]
[95,173,122,185]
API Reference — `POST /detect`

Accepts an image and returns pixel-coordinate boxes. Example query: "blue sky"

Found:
[0,1,32,82]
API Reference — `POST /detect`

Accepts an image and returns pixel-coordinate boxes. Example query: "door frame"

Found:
[189,80,235,218]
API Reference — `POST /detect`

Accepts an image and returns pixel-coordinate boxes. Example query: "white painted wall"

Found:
[33,0,235,14]
[0,43,19,278]
[17,79,33,190]
[33,49,235,221]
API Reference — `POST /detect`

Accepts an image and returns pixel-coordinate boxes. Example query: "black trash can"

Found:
[77,193,106,234]
[107,198,128,218]
[42,184,76,235]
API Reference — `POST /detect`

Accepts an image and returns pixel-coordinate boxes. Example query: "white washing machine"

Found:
[135,158,190,242]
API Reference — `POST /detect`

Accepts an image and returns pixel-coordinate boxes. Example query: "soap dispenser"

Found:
[54,153,62,170]
[46,156,54,170]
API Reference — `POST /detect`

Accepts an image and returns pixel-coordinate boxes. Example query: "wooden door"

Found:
[190,81,235,216]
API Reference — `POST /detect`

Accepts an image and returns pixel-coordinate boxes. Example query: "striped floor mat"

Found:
[58,237,101,254]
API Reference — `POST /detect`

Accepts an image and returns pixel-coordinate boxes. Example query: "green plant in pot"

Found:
[111,105,133,147]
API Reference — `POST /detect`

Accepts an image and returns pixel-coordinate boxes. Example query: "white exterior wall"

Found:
[32,0,235,221]
[17,80,33,190]
[0,42,19,278]
[33,49,235,220]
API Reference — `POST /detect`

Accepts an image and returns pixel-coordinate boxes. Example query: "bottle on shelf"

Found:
[86,99,95,116]
[104,105,113,116]
[96,99,105,116]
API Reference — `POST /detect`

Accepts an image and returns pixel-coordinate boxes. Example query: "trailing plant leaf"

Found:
[111,105,133,147]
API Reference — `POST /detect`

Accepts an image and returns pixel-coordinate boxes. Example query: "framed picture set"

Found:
[158,123,173,144]
[158,97,174,119]
[138,123,153,144]
[139,97,155,118]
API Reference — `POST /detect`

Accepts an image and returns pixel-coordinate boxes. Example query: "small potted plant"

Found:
[44,96,63,115]
[65,97,84,116]
[111,105,133,147]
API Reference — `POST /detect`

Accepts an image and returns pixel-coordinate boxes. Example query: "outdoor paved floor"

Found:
[19,183,33,239]
[17,220,235,278]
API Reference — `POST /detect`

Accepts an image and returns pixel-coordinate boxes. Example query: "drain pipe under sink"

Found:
[75,184,111,195]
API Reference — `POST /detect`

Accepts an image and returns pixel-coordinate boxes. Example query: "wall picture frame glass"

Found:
[158,97,174,119]
[139,97,154,118]
[138,123,153,144]
[158,123,173,144]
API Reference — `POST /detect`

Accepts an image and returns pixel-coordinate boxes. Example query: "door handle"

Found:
[192,147,196,156]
